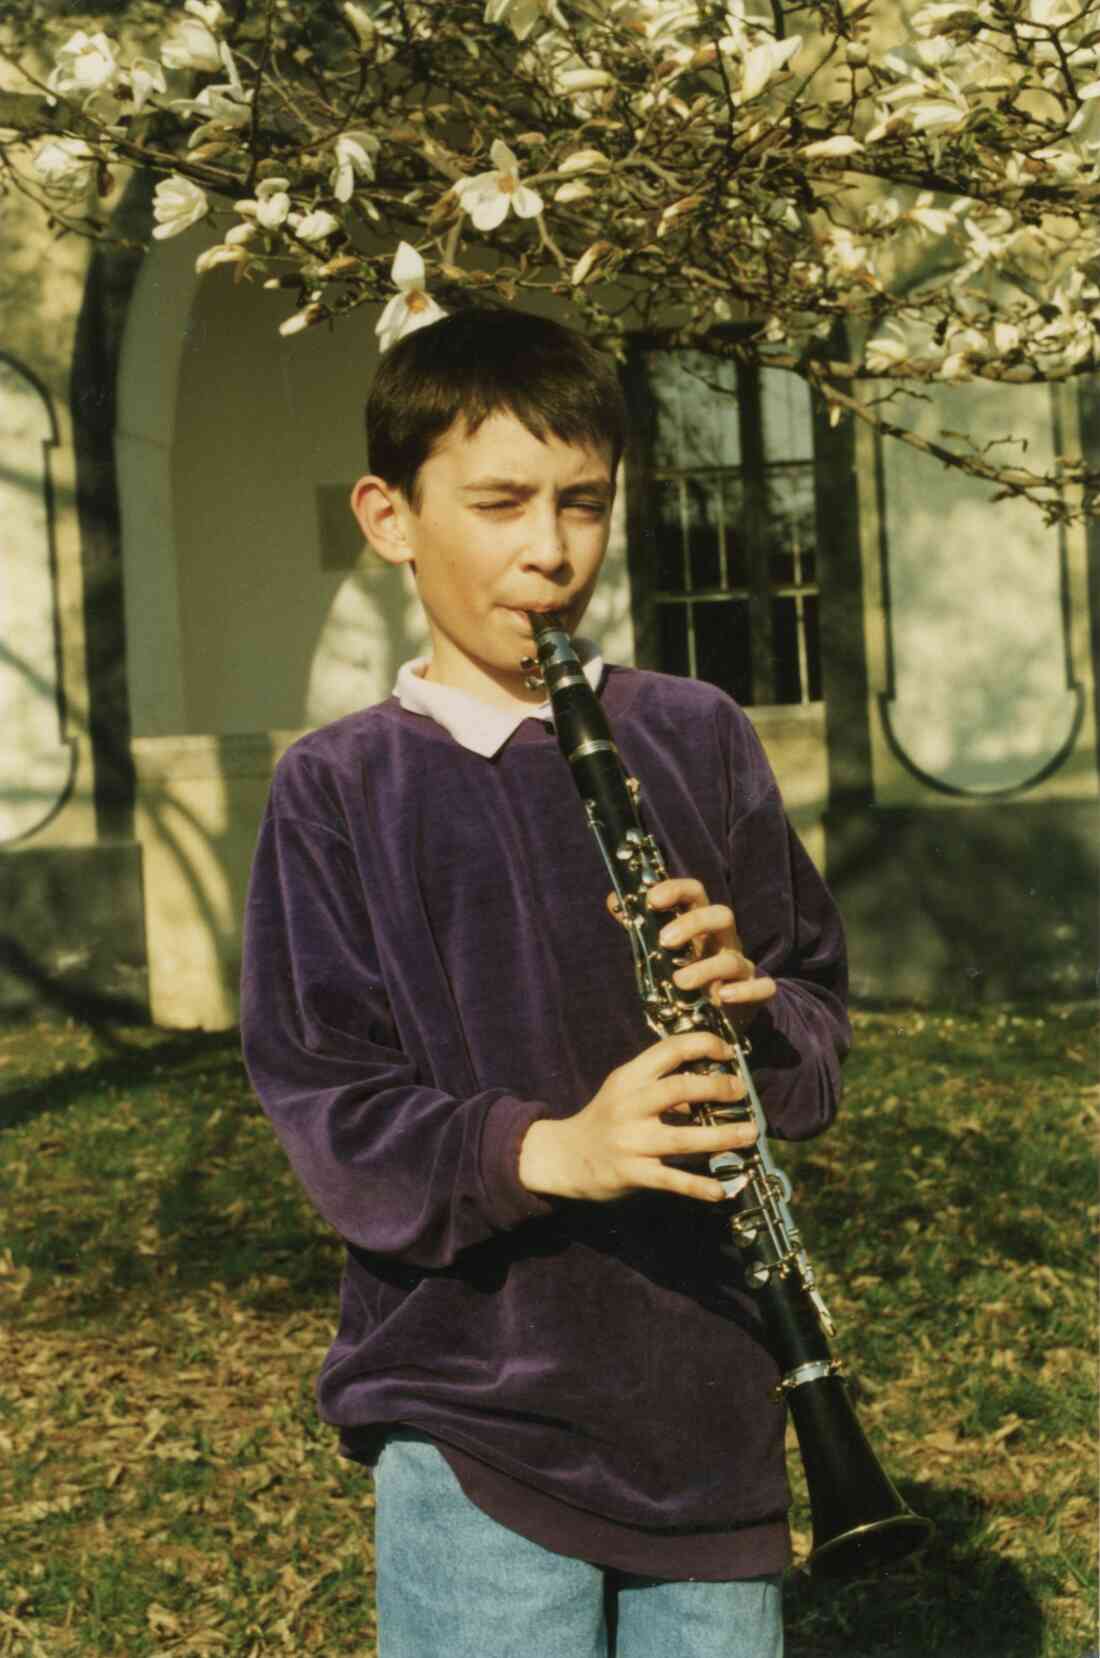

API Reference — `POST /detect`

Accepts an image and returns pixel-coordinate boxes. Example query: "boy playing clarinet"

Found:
[241,307,849,1657]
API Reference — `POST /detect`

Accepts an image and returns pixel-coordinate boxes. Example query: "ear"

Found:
[350,474,415,566]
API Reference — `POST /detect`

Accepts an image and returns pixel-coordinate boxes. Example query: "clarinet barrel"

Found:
[524,612,933,1578]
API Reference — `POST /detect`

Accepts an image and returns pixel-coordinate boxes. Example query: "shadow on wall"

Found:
[129,553,640,1031]
[825,800,1099,1003]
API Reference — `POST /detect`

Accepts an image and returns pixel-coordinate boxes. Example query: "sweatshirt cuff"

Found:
[480,1095,557,1231]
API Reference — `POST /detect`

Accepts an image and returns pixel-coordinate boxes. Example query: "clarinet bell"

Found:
[789,1372,935,1577]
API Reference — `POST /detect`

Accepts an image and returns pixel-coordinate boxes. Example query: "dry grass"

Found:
[0,1003,1095,1656]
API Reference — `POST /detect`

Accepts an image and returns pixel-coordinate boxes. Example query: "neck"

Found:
[421,654,546,710]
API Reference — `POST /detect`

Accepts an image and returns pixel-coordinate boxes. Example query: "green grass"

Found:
[0,1004,1095,1656]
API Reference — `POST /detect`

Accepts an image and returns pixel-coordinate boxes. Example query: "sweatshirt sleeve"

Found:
[719,707,851,1143]
[240,790,553,1270]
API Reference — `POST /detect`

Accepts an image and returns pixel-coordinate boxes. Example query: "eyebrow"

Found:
[460,476,613,497]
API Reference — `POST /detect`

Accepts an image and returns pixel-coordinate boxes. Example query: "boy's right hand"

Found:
[517,1031,757,1204]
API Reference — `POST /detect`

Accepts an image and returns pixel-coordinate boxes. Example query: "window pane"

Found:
[759,371,814,461]
[646,350,742,469]
[695,599,752,706]
[636,348,824,708]
[652,477,686,592]
[769,547,816,586]
[723,475,749,587]
[805,594,822,701]
[657,601,691,680]
[771,595,802,704]
[686,476,722,591]
[765,464,816,569]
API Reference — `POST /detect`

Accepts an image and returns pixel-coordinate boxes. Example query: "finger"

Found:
[654,1120,758,1157]
[648,1068,747,1116]
[633,1162,733,1204]
[672,947,755,992]
[629,1029,737,1081]
[717,974,777,1006]
[646,877,707,914]
[624,1069,745,1126]
[658,905,738,954]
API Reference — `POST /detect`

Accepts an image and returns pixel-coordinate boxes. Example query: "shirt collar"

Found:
[393,639,604,758]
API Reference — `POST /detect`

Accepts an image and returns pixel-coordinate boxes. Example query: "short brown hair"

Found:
[366,308,626,506]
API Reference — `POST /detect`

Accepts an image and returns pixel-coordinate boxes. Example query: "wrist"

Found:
[518,1116,572,1198]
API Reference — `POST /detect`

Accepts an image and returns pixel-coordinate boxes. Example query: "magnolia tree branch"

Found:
[813,375,1096,525]
[1,0,1097,521]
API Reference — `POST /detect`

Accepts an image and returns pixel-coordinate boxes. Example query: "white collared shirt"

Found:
[393,639,604,758]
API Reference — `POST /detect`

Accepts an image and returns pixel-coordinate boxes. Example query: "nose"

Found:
[520,504,568,574]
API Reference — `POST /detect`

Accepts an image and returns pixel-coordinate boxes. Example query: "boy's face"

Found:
[354,410,614,705]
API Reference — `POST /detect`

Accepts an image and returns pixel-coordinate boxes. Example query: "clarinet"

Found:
[523,612,933,1578]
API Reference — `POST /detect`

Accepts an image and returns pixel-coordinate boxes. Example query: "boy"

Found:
[241,309,849,1657]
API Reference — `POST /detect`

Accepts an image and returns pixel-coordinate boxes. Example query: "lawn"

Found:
[0,1003,1095,1657]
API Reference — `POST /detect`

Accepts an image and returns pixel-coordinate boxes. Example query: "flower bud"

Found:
[558,148,609,175]
[343,3,376,48]
[556,67,613,92]
[279,303,324,337]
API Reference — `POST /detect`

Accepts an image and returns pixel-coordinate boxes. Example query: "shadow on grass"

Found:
[1,1022,342,1317]
[786,1479,1046,1658]
[0,1027,242,1132]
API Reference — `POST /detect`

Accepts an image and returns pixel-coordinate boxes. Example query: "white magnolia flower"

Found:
[485,0,547,39]
[376,242,447,354]
[911,1,966,30]
[152,173,209,239]
[908,191,955,235]
[292,209,342,243]
[129,58,167,115]
[802,134,863,158]
[252,178,291,228]
[31,136,97,197]
[910,93,969,132]
[555,65,613,92]
[864,327,909,373]
[162,2,225,70]
[195,243,248,274]
[739,35,801,103]
[343,3,376,47]
[47,31,121,102]
[454,139,543,231]
[558,148,610,175]
[280,302,324,338]
[611,1,697,53]
[225,221,258,246]
[173,47,251,147]
[822,228,871,275]
[916,35,958,69]
[330,131,379,203]
[189,0,225,26]
[520,32,610,109]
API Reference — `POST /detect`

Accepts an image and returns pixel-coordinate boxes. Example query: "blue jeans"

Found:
[374,1434,784,1658]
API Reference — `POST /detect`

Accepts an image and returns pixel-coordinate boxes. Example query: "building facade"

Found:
[3,180,1097,1025]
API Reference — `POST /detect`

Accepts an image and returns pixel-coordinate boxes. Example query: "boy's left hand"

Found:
[608,877,777,1031]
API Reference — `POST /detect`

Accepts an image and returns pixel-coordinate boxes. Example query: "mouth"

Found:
[502,602,567,621]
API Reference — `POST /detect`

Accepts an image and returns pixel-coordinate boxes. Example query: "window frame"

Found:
[623,338,827,711]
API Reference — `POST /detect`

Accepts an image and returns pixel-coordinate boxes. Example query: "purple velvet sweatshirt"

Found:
[241,665,850,1577]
